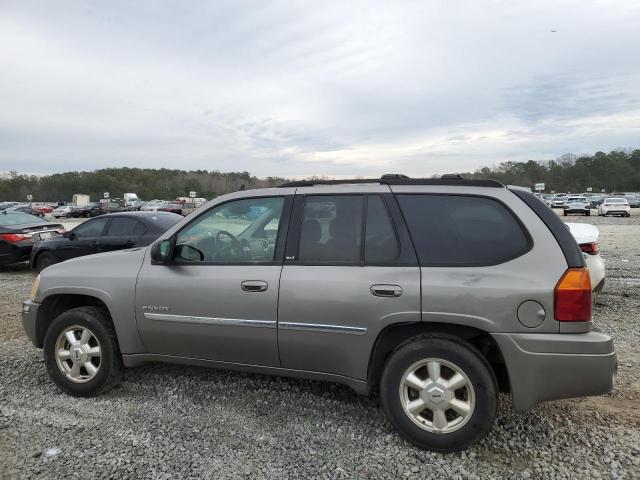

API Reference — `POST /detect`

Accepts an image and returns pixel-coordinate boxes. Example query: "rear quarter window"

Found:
[397,194,531,266]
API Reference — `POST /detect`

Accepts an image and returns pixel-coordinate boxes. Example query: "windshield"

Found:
[606,198,627,204]
[0,212,49,226]
[567,197,587,202]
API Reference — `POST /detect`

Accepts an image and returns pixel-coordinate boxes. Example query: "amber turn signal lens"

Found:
[554,268,592,322]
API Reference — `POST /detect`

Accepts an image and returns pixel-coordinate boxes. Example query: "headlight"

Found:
[30,274,40,301]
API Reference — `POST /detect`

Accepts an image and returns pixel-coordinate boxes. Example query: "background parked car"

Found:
[598,198,631,217]
[68,204,94,218]
[563,196,590,216]
[52,205,73,218]
[589,195,605,208]
[0,211,64,266]
[0,202,19,211]
[624,194,640,208]
[89,201,127,217]
[549,196,566,208]
[30,211,183,272]
[566,222,605,293]
[157,203,183,214]
[5,204,43,217]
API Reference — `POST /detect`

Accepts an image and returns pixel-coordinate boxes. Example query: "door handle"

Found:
[125,240,134,246]
[370,284,403,297]
[241,280,268,292]
[91,241,100,247]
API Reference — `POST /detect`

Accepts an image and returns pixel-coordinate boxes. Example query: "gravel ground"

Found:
[1,212,639,479]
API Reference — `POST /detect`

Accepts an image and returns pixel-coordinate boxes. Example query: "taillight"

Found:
[0,233,31,243]
[554,268,591,322]
[580,242,599,255]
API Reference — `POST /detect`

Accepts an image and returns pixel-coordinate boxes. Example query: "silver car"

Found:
[22,177,616,452]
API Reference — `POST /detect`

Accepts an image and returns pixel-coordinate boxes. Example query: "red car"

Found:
[157,203,183,215]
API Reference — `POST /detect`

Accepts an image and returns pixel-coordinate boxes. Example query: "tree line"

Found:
[0,168,288,203]
[466,149,640,193]
[2,149,639,202]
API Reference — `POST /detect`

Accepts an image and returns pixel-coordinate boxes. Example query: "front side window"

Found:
[73,217,108,238]
[175,197,284,262]
[398,195,530,266]
[298,195,363,262]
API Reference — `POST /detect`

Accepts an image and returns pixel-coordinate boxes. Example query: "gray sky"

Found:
[1,0,639,178]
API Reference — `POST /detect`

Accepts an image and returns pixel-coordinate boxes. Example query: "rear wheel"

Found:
[380,335,497,452]
[43,306,124,397]
[586,211,590,216]
[35,252,56,272]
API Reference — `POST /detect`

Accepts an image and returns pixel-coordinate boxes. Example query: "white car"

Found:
[566,222,605,293]
[598,198,630,217]
[563,196,590,216]
[52,206,73,218]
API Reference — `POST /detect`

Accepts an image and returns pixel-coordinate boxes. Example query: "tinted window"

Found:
[0,212,45,226]
[175,197,284,262]
[105,218,139,236]
[73,218,108,237]
[365,196,398,262]
[398,195,530,266]
[148,213,181,230]
[299,195,363,262]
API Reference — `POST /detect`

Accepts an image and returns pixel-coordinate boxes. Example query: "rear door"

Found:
[100,216,144,252]
[391,186,568,334]
[277,185,420,381]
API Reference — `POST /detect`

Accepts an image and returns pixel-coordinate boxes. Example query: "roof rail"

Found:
[278,178,504,188]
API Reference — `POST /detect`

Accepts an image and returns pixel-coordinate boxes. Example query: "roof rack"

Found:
[278,176,503,188]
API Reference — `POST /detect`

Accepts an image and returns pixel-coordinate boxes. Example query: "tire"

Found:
[626,213,631,217]
[380,334,497,452]
[586,211,590,216]
[35,251,56,273]
[563,211,567,216]
[43,306,124,397]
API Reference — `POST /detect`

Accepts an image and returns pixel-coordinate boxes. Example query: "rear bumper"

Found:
[492,331,616,411]
[22,300,40,347]
[564,207,590,213]
[0,242,32,265]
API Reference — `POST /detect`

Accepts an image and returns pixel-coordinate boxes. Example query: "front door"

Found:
[59,216,109,261]
[135,195,290,366]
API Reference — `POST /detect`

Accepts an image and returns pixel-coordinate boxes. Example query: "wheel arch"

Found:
[367,322,510,394]
[35,294,114,348]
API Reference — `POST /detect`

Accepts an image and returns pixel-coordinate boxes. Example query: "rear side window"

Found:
[299,195,363,262]
[365,196,399,262]
[397,195,531,266]
[105,218,139,236]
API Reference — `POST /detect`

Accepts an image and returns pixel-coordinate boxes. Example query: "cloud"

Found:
[0,0,639,178]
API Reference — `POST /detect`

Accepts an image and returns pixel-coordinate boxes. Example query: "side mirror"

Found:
[151,238,172,264]
[63,231,74,239]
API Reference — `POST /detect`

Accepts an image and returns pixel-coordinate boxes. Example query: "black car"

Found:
[69,203,96,218]
[30,211,182,272]
[89,201,127,217]
[0,211,64,266]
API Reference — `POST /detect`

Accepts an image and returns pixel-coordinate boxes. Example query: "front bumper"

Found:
[22,300,40,347]
[492,331,616,411]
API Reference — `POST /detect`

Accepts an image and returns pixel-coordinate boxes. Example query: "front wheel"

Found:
[43,306,124,397]
[380,335,497,452]
[586,211,590,216]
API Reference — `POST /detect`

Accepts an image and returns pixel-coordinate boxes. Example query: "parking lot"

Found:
[1,212,639,479]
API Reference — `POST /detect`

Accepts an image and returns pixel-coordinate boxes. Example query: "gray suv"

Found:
[22,177,617,452]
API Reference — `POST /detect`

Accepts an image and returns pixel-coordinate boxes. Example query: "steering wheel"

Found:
[215,230,246,260]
